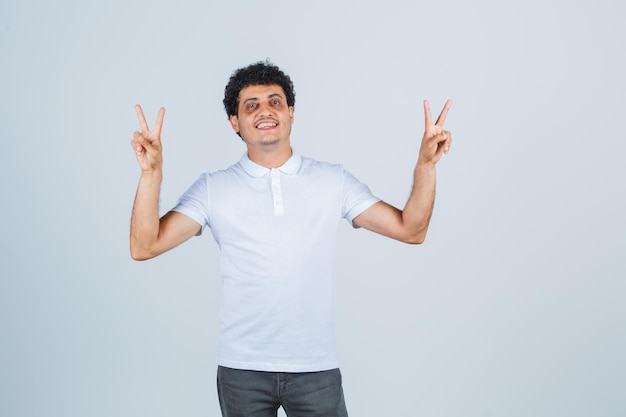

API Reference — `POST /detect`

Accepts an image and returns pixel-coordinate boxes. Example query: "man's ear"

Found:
[229,115,240,133]
[289,106,294,124]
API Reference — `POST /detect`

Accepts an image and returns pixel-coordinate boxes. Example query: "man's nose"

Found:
[257,102,274,116]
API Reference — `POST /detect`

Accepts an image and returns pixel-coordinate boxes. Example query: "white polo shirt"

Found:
[172,151,380,372]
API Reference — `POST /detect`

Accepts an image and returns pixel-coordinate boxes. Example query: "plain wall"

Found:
[1,1,624,416]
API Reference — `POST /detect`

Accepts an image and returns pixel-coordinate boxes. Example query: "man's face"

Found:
[229,84,294,150]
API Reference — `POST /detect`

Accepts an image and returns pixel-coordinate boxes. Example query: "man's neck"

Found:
[247,144,293,169]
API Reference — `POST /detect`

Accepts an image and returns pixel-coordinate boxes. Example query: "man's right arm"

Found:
[129,105,201,261]
[129,173,201,261]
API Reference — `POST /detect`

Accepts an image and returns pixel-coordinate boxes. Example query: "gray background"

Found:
[1,0,624,416]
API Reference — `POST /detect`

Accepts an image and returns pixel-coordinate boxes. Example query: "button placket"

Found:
[270,169,285,216]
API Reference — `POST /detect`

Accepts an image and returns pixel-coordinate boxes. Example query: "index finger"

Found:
[434,99,452,127]
[135,104,149,133]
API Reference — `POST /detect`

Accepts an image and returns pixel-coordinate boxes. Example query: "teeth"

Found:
[257,122,276,128]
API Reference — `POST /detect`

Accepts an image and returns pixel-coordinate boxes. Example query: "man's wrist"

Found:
[140,168,163,182]
[415,159,437,173]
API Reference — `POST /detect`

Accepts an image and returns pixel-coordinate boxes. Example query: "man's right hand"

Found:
[131,105,165,173]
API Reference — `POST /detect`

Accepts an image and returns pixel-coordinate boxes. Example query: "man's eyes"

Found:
[244,99,282,111]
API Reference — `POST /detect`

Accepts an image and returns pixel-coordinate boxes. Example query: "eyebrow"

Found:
[242,93,284,104]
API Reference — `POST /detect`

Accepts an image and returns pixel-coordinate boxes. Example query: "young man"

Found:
[130,61,452,417]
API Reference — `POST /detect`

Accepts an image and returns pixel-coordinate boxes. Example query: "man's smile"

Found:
[255,119,278,129]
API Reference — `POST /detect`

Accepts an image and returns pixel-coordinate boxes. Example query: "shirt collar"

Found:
[239,151,302,178]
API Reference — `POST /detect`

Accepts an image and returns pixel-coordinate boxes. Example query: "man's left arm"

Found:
[353,99,452,244]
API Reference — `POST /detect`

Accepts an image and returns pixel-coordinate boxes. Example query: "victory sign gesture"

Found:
[131,105,166,173]
[418,99,452,166]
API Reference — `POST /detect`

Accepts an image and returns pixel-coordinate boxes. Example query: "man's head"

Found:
[223,61,295,119]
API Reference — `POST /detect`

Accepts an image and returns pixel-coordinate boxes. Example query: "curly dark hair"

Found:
[223,61,296,118]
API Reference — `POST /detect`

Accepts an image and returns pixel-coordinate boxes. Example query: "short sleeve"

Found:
[341,168,380,227]
[171,174,210,235]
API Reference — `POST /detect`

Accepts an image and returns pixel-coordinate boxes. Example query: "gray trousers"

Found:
[217,366,349,417]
